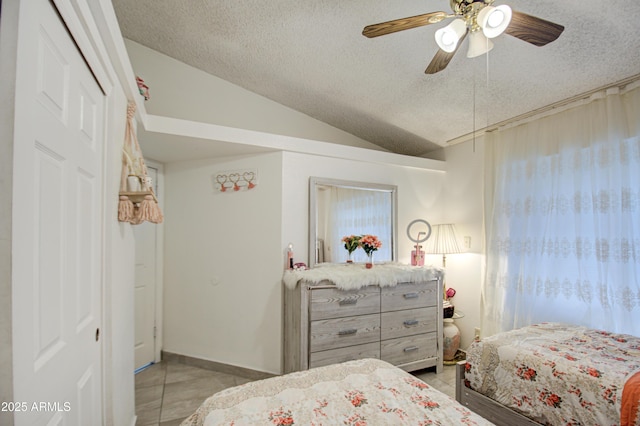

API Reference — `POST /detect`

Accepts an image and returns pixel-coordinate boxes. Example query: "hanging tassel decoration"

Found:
[137,195,164,224]
[118,195,135,222]
[118,100,164,224]
[118,137,135,222]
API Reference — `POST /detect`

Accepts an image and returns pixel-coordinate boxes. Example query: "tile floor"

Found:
[134,361,458,426]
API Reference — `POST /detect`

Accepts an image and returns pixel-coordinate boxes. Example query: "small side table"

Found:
[452,310,464,320]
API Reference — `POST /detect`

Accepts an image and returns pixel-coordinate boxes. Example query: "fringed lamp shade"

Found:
[424,224,461,267]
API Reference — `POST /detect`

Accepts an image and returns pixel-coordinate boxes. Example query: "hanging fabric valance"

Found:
[118,102,163,224]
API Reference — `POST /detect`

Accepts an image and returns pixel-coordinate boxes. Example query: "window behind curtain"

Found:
[325,187,392,263]
[483,84,640,337]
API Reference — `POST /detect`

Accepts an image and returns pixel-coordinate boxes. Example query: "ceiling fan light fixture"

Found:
[362,2,564,74]
[435,18,467,53]
[467,31,494,58]
[477,4,512,38]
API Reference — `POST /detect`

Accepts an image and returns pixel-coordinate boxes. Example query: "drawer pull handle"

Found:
[403,346,419,352]
[339,299,357,306]
[403,293,419,299]
[403,319,419,326]
[338,328,358,336]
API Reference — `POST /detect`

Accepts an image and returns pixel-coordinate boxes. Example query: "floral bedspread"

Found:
[464,323,640,425]
[181,358,493,426]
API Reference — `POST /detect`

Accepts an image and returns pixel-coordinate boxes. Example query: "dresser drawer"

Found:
[381,281,437,312]
[381,333,437,366]
[381,307,437,340]
[309,342,380,369]
[310,286,380,320]
[310,313,380,352]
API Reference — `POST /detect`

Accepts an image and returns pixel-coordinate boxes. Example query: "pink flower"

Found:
[345,390,368,407]
[539,391,562,408]
[360,235,382,254]
[516,364,537,381]
[268,408,294,425]
[445,288,456,299]
[587,368,601,378]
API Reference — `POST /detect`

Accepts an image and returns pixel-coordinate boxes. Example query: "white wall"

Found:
[104,90,137,426]
[280,144,481,352]
[282,152,447,268]
[431,138,485,350]
[126,36,452,375]
[162,149,446,374]
[163,152,284,374]
[124,40,385,152]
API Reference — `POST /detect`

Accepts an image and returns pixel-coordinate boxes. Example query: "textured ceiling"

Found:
[112,0,640,157]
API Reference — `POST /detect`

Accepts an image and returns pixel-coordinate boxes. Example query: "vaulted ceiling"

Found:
[112,0,640,157]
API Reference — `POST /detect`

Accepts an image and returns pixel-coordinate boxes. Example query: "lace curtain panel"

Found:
[320,187,392,263]
[483,82,640,337]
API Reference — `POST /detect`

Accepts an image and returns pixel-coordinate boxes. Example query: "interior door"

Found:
[11,1,105,424]
[134,165,160,370]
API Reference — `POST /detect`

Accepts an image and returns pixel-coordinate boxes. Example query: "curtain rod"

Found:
[446,73,640,146]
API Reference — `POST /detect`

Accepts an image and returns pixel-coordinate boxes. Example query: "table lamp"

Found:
[424,224,461,308]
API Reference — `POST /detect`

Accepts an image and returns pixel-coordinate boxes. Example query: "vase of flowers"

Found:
[341,235,361,263]
[360,234,382,269]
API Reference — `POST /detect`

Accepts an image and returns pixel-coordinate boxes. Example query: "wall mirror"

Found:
[309,177,398,268]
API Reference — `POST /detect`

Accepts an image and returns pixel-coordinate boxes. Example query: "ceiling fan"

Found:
[362,0,564,74]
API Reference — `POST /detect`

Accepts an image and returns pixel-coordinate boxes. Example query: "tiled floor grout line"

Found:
[158,367,165,424]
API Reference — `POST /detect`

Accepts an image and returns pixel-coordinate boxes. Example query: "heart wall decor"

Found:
[213,169,258,193]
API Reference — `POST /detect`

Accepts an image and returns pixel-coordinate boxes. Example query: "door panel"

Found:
[33,146,66,370]
[12,1,105,424]
[134,166,159,369]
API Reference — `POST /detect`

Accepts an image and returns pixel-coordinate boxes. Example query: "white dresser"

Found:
[283,265,443,374]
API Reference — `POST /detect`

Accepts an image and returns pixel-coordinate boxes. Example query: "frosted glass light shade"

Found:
[467,31,494,58]
[435,19,467,53]
[477,5,512,38]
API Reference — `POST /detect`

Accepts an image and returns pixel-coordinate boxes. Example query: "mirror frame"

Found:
[309,177,398,268]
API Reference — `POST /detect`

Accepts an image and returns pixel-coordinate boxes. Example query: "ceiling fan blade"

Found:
[425,31,468,74]
[505,10,564,47]
[363,12,448,38]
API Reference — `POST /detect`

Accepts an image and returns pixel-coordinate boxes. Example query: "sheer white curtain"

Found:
[327,187,392,263]
[483,83,640,338]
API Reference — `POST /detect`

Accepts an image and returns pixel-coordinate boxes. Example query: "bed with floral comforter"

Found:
[464,323,640,425]
[181,358,493,425]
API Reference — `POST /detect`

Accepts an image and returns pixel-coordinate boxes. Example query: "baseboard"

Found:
[161,351,276,381]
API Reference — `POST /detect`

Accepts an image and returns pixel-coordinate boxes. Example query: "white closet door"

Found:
[12,1,105,424]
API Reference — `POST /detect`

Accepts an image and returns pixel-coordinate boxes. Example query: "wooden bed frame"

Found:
[455,361,541,426]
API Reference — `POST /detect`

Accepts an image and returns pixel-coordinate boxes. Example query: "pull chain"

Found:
[473,65,476,153]
[486,35,491,150]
